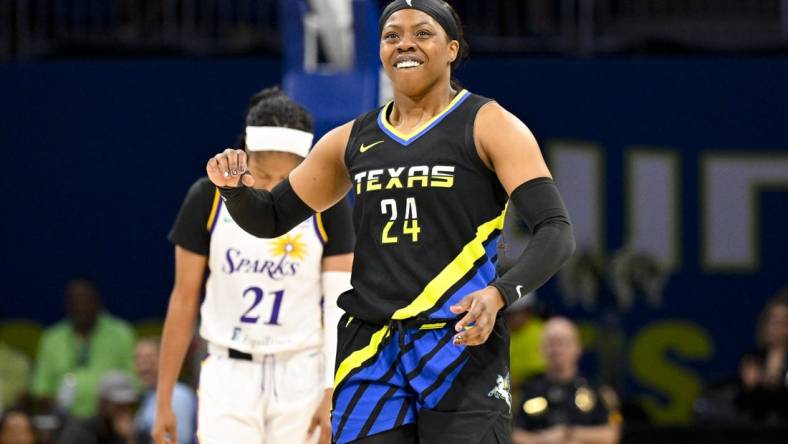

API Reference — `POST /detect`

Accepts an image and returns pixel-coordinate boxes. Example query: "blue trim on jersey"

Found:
[376,91,472,146]
[428,234,500,319]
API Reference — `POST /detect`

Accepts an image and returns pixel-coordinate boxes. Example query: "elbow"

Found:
[252,226,291,239]
[236,220,285,239]
[562,224,576,264]
[544,218,576,268]
[241,218,295,239]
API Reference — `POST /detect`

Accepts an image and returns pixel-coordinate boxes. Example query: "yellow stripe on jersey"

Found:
[380,89,469,141]
[334,325,389,388]
[205,189,221,231]
[390,208,506,320]
[316,212,328,243]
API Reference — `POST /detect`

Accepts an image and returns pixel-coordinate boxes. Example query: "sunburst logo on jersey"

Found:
[270,233,308,261]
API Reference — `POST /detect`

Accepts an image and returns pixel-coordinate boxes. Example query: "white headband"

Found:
[245,126,314,158]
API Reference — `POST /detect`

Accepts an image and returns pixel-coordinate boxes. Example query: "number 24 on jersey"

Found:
[380,197,420,244]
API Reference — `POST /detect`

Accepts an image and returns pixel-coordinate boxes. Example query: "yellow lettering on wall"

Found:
[630,320,713,423]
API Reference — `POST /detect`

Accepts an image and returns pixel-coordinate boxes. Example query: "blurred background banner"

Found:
[1,0,787,430]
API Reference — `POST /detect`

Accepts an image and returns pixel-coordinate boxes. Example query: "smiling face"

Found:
[380,9,459,97]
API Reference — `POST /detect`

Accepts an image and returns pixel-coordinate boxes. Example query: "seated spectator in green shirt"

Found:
[0,341,32,412]
[31,278,135,419]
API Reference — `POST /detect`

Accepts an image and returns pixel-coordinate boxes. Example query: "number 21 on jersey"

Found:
[380,197,420,244]
[240,286,284,325]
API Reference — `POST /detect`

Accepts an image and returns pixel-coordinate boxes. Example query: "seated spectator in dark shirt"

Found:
[513,317,621,444]
[56,372,141,444]
[0,408,36,444]
[736,290,788,423]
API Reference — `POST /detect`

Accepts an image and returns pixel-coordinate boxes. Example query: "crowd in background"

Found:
[0,279,786,444]
[0,279,199,444]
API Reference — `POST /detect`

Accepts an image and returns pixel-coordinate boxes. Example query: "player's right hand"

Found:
[151,406,178,444]
[207,148,255,188]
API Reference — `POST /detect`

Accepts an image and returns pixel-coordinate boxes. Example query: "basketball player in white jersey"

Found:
[152,88,354,444]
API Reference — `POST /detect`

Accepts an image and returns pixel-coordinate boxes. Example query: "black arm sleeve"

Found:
[218,177,315,238]
[490,177,576,307]
[168,177,215,256]
[321,196,355,256]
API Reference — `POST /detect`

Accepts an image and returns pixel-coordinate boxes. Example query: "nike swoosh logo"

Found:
[360,140,384,153]
[516,285,524,299]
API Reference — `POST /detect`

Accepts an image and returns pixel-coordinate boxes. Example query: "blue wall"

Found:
[2,56,787,421]
[1,59,282,323]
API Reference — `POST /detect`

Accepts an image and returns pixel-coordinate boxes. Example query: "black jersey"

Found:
[340,90,508,324]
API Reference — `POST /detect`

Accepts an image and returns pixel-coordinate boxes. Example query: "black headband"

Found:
[378,0,460,42]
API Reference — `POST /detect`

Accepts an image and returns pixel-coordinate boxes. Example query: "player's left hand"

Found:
[450,286,506,346]
[308,388,333,444]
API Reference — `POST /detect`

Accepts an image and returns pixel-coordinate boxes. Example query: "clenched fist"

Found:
[206,149,256,188]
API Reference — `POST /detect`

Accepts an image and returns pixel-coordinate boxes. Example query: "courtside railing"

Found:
[2,0,787,59]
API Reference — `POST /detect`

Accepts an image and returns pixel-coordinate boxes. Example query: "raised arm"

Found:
[206,121,354,238]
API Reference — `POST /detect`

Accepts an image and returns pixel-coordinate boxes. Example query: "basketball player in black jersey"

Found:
[204,1,575,443]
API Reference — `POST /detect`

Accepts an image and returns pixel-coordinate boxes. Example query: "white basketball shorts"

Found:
[196,344,326,444]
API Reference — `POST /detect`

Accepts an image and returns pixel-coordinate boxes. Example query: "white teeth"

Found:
[396,60,422,69]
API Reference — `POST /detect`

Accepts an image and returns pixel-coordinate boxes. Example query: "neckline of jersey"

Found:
[377,89,471,146]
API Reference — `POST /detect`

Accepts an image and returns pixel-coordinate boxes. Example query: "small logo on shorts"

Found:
[487,373,512,413]
[405,0,413,6]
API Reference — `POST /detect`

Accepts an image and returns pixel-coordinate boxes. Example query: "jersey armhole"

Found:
[343,117,365,174]
[465,99,498,175]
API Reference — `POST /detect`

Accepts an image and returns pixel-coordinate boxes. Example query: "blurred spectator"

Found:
[0,408,37,444]
[0,342,32,413]
[132,338,195,444]
[736,289,788,423]
[31,278,135,418]
[506,297,547,390]
[56,372,140,444]
[513,317,621,444]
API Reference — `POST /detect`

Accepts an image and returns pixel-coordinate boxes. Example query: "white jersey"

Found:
[200,194,327,355]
